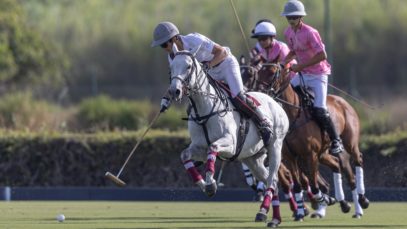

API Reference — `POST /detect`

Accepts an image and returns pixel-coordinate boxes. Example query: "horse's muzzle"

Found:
[169,87,182,101]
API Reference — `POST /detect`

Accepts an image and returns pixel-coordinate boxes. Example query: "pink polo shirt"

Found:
[284,23,331,75]
[259,40,291,63]
[257,40,296,78]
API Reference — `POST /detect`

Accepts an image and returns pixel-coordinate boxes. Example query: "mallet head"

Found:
[105,172,126,187]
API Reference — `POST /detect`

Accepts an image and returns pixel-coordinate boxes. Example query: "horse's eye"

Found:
[187,65,191,69]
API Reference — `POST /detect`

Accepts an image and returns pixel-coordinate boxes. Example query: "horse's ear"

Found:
[172,43,179,54]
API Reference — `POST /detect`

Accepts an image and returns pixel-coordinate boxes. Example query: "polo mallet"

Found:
[216,161,227,187]
[105,110,162,186]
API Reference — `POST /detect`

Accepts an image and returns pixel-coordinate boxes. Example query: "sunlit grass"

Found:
[0,201,406,229]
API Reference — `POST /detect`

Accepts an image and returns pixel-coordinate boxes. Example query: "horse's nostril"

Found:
[176,89,181,96]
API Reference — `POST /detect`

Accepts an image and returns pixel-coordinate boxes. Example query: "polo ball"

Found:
[56,214,65,222]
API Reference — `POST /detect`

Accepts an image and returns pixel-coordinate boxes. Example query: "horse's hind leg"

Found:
[241,154,272,223]
[278,162,297,214]
[242,141,282,226]
[344,147,369,218]
[352,150,369,210]
[343,137,369,214]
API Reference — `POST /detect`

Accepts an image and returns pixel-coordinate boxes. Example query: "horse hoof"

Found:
[310,213,323,219]
[325,195,337,206]
[358,194,370,209]
[304,207,310,217]
[266,218,281,228]
[205,182,217,197]
[255,212,267,222]
[294,214,304,222]
[340,200,351,213]
[352,213,362,219]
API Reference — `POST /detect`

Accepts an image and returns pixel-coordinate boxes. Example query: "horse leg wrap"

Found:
[352,189,363,215]
[205,151,218,181]
[333,172,345,201]
[284,191,297,213]
[205,151,218,174]
[355,166,365,194]
[183,160,203,183]
[294,191,305,216]
[306,185,314,200]
[271,194,282,222]
[260,188,274,213]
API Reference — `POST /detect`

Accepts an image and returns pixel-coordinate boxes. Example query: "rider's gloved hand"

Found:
[160,97,171,112]
[203,62,211,71]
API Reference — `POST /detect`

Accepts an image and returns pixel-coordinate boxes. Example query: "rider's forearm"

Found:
[209,44,227,67]
[282,51,296,65]
[298,51,326,69]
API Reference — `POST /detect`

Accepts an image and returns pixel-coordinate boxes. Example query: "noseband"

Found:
[170,52,203,96]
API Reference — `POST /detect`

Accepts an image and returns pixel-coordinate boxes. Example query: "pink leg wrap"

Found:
[205,151,218,174]
[183,160,202,183]
[307,186,314,200]
[260,188,274,212]
[272,194,282,222]
[285,191,298,213]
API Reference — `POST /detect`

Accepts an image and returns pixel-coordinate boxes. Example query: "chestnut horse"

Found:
[241,58,333,219]
[246,61,370,219]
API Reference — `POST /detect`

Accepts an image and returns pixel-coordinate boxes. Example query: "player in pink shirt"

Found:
[250,20,296,79]
[281,0,344,155]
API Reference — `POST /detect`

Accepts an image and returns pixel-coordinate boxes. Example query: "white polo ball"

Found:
[56,214,65,222]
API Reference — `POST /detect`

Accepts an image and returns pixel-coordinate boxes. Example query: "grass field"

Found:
[0,201,406,228]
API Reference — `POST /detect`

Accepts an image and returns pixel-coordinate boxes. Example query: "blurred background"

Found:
[0,0,406,135]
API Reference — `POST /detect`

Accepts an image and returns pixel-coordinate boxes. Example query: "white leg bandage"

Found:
[333,172,345,201]
[355,166,365,195]
[352,189,363,215]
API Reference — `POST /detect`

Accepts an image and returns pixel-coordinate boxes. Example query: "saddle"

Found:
[184,78,253,162]
[293,85,315,109]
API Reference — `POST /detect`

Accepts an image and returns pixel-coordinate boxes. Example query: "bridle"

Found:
[170,51,232,145]
[257,63,301,109]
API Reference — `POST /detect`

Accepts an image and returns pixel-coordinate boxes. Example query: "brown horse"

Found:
[250,61,370,219]
[240,58,332,220]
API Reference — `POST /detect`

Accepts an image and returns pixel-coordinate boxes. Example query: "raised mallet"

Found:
[105,110,162,186]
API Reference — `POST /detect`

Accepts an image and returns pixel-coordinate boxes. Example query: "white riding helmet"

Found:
[251,22,277,38]
[151,21,179,47]
[281,0,307,16]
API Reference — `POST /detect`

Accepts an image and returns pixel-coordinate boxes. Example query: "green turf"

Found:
[0,201,406,228]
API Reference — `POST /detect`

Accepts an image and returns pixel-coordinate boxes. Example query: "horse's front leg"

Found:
[306,153,336,219]
[204,135,235,197]
[320,152,352,214]
[180,145,207,192]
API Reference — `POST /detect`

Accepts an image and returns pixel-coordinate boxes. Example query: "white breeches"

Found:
[290,73,328,109]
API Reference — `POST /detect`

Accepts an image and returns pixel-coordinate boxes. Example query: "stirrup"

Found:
[330,139,344,154]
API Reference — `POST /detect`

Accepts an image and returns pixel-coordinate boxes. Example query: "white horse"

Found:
[168,46,289,227]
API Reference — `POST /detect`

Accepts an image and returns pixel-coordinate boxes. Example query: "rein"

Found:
[173,52,232,145]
